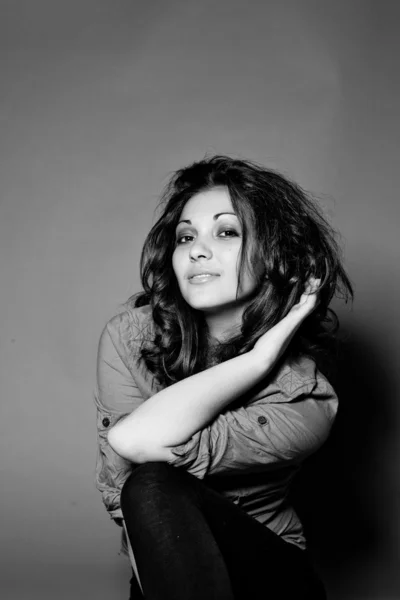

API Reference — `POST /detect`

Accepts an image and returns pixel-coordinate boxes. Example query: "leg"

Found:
[121,462,326,600]
[121,462,234,600]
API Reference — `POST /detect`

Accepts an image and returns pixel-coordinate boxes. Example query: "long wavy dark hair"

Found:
[129,155,353,387]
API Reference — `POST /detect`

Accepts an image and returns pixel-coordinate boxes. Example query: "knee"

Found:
[121,461,176,511]
[124,460,175,488]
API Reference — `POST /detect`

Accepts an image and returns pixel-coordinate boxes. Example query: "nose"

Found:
[189,236,213,261]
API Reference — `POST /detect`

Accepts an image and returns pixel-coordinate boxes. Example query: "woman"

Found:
[94,155,353,599]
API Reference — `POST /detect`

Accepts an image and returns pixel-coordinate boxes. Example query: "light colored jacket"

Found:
[94,304,338,556]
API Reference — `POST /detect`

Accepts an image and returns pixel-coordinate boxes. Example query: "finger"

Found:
[304,277,321,294]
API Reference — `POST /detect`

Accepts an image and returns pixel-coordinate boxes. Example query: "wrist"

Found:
[250,312,303,370]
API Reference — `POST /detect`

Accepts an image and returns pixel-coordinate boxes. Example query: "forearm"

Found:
[108,348,266,459]
[107,309,304,462]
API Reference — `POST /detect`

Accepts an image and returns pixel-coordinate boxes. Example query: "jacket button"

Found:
[102,417,110,428]
[258,416,268,425]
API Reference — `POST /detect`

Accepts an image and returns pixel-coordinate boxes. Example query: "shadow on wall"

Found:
[291,323,397,594]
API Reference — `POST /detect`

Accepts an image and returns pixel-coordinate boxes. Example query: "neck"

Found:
[204,304,244,342]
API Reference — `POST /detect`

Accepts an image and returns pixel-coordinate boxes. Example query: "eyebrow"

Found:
[176,212,238,227]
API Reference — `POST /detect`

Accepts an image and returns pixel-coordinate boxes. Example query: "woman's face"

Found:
[172,187,258,318]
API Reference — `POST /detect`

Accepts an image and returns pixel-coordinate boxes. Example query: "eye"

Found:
[176,234,194,245]
[219,229,239,238]
[175,229,239,245]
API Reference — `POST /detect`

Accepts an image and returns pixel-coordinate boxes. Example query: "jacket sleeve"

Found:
[168,370,338,479]
[94,321,145,524]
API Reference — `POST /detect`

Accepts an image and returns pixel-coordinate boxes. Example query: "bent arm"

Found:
[108,307,308,463]
[169,376,338,479]
[108,350,266,462]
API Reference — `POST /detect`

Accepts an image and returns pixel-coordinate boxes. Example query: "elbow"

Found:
[107,426,144,462]
[107,427,173,463]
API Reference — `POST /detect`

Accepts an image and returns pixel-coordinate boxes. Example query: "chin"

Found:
[184,295,239,314]
[185,300,220,312]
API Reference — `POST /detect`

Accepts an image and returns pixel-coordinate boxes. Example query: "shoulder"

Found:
[246,355,339,447]
[106,304,154,340]
[272,354,339,425]
[275,354,333,399]
[251,353,337,414]
[100,304,155,368]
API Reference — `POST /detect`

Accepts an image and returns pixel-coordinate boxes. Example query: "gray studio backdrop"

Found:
[1,1,399,599]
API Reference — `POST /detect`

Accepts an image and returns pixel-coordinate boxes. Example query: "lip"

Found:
[187,271,220,280]
[188,274,220,285]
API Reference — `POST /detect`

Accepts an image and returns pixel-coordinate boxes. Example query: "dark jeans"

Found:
[121,462,326,600]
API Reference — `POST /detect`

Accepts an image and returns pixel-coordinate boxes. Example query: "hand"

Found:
[286,277,321,320]
[251,277,321,368]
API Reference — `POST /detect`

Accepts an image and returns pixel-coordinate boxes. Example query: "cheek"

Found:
[172,250,184,281]
[171,252,178,279]
[239,261,259,294]
[226,246,242,278]
[221,244,240,262]
[237,251,258,293]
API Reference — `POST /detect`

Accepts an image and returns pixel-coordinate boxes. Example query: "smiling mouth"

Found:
[189,274,220,282]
